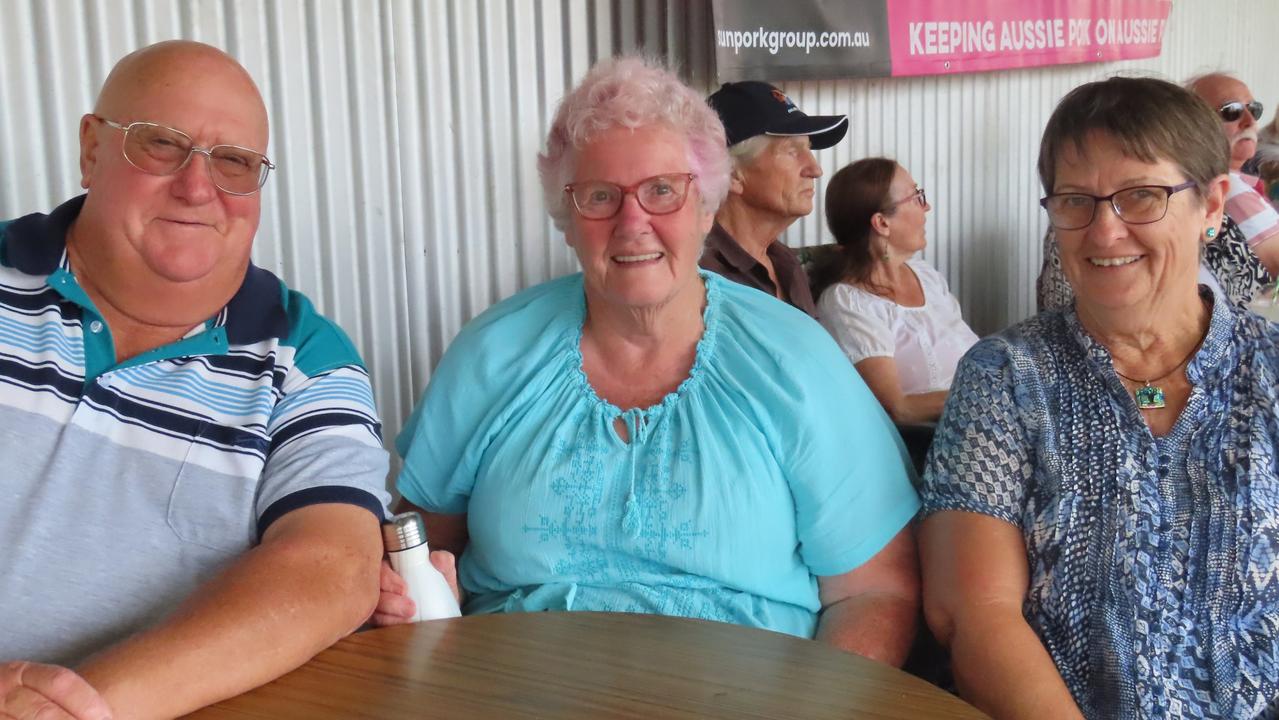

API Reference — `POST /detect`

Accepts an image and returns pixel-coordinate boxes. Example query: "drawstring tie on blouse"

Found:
[621,408,649,539]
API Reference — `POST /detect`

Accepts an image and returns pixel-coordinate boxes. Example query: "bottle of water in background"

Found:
[382,511,462,621]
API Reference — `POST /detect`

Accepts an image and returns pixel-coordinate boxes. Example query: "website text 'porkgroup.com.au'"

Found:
[716,27,873,54]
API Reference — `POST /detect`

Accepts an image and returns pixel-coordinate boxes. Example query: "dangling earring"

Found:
[1206,226,1218,240]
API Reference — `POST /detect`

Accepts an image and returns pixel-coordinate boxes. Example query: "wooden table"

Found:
[189,612,987,719]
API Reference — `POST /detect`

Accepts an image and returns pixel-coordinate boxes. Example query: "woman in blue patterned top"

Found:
[920,76,1279,719]
[373,57,922,664]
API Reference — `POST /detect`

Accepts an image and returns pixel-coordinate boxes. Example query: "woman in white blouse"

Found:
[811,158,978,423]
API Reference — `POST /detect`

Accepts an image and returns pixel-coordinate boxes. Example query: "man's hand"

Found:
[75,503,384,719]
[368,551,459,627]
[0,662,113,720]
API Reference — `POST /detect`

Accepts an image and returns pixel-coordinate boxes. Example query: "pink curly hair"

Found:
[538,56,731,232]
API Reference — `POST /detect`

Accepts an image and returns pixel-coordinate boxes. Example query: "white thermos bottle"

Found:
[381,511,461,621]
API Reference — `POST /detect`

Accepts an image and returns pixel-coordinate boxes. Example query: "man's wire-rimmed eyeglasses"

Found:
[93,115,275,196]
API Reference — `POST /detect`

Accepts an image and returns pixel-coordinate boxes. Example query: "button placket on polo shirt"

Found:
[47,268,115,390]
[47,268,233,388]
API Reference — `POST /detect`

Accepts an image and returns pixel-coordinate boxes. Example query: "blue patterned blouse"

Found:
[397,271,920,639]
[923,288,1279,719]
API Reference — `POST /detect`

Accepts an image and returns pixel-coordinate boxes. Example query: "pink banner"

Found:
[886,0,1172,77]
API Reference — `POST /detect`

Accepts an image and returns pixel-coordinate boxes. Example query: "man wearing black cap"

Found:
[701,81,848,318]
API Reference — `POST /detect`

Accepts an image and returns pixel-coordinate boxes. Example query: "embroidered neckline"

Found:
[568,271,722,429]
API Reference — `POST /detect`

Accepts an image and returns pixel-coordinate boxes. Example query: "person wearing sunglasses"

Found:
[377,57,922,669]
[921,76,1279,719]
[0,41,399,719]
[1189,73,1265,176]
[809,158,978,426]
[1187,73,1279,273]
[696,81,850,318]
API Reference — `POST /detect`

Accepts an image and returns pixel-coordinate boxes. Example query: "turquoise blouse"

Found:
[397,271,919,638]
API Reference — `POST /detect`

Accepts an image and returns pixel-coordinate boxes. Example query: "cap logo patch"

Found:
[770,88,798,114]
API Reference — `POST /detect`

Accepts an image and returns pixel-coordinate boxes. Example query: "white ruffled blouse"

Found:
[817,258,978,394]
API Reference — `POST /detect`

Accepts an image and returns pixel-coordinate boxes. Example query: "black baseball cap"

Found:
[707,81,848,150]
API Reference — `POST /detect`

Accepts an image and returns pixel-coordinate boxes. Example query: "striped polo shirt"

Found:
[0,196,391,665]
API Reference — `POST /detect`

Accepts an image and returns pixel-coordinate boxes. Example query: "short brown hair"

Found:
[1037,76,1228,195]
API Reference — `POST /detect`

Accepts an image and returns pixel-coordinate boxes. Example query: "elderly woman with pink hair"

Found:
[375,57,921,664]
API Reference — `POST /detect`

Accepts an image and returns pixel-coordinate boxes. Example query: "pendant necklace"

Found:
[1112,340,1202,410]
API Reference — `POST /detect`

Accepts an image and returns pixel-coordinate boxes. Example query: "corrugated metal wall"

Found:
[3,0,1277,468]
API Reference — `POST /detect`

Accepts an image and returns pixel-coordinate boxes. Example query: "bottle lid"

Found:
[381,511,427,552]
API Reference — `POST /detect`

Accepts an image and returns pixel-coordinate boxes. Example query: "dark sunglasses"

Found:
[1218,100,1264,123]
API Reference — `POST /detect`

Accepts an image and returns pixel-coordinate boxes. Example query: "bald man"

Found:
[0,42,397,719]
[1188,72,1279,274]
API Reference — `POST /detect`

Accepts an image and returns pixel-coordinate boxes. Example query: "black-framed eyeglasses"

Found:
[93,115,275,196]
[564,173,696,220]
[1218,100,1264,123]
[885,186,927,210]
[1039,181,1197,231]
